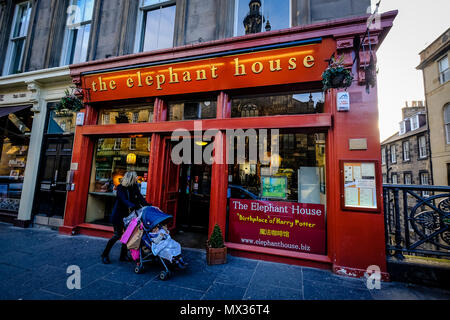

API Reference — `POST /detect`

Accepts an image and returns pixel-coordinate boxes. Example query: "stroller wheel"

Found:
[134,263,144,274]
[159,270,170,281]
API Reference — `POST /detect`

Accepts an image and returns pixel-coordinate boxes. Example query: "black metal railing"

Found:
[383,184,450,259]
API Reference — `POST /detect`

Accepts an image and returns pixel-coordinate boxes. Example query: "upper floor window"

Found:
[438,55,449,84]
[381,147,386,165]
[390,145,396,164]
[391,173,398,184]
[135,0,176,53]
[420,172,430,196]
[410,115,419,131]
[418,135,427,158]
[2,1,32,76]
[444,103,450,144]
[234,0,291,36]
[404,172,412,185]
[60,0,95,66]
[402,141,410,161]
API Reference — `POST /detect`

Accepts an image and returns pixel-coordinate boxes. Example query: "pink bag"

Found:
[120,218,138,244]
[130,249,140,261]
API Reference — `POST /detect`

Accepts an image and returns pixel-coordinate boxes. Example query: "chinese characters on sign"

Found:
[228,199,326,255]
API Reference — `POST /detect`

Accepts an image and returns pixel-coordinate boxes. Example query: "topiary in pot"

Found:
[206,224,227,265]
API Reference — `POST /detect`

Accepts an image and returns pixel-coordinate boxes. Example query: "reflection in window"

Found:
[47,109,77,134]
[60,0,95,65]
[98,105,154,125]
[227,130,326,203]
[86,137,150,225]
[231,92,324,118]
[136,0,176,52]
[168,100,217,121]
[3,2,32,75]
[235,0,290,36]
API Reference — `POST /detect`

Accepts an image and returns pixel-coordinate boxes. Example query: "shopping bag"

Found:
[127,224,143,250]
[120,218,138,244]
[130,249,140,261]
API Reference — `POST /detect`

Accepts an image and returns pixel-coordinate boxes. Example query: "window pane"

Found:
[47,110,77,134]
[236,0,290,36]
[444,104,450,124]
[8,39,25,74]
[142,5,175,51]
[13,3,31,38]
[86,137,150,225]
[0,108,33,214]
[231,92,324,118]
[439,56,448,72]
[168,100,216,121]
[98,105,154,125]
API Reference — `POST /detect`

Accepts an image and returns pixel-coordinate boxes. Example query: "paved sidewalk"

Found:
[0,222,449,300]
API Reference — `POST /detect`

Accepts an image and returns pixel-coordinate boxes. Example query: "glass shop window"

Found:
[227,130,326,203]
[168,100,217,121]
[226,129,327,255]
[0,107,33,214]
[85,136,150,225]
[98,104,154,125]
[234,0,291,36]
[231,92,324,118]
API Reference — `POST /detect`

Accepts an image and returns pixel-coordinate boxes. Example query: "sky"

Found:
[376,0,449,141]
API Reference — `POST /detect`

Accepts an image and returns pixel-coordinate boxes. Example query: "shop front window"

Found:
[0,107,33,213]
[227,129,327,255]
[168,100,217,121]
[98,104,154,125]
[231,92,324,118]
[85,136,150,225]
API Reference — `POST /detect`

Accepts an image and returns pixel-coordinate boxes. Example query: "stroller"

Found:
[132,206,186,280]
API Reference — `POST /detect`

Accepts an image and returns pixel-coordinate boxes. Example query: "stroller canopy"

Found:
[142,206,172,231]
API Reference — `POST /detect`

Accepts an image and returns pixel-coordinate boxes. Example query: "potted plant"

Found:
[206,224,227,265]
[55,89,84,114]
[322,54,354,91]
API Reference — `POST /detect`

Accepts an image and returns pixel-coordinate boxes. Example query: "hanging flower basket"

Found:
[322,55,354,91]
[55,89,84,113]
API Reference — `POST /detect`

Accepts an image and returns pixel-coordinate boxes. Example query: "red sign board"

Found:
[82,39,335,102]
[228,199,326,255]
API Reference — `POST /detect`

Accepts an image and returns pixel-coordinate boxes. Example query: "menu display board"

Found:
[341,161,379,211]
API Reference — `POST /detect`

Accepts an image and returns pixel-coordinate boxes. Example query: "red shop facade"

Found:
[61,11,397,279]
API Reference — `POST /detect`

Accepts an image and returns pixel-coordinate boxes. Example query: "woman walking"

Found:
[101,171,150,264]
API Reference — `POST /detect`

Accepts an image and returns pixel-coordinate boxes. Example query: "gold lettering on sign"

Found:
[234,58,247,76]
[169,67,179,84]
[127,77,134,88]
[251,62,263,74]
[303,55,315,68]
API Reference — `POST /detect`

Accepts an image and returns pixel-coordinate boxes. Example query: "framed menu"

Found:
[340,160,380,213]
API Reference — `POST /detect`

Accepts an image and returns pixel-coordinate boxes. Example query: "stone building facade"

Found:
[417,27,450,187]
[381,100,432,188]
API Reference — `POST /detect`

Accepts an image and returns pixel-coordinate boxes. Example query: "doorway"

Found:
[161,137,212,248]
[34,135,73,217]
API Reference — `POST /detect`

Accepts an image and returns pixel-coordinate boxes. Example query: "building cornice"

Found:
[0,66,71,89]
